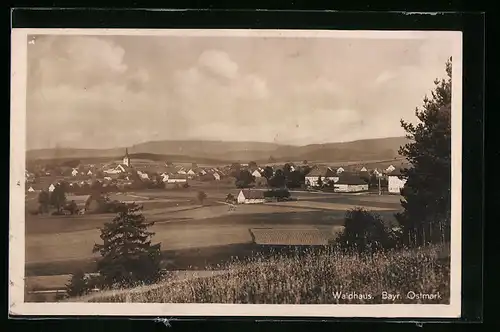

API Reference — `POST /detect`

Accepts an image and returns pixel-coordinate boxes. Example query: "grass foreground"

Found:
[72,244,450,304]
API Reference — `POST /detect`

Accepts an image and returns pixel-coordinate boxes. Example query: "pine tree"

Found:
[66,270,89,297]
[50,184,66,212]
[92,203,162,288]
[396,57,452,247]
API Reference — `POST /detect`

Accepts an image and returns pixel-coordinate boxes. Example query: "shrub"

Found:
[336,208,400,254]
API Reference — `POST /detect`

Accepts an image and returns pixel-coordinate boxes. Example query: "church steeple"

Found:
[123,148,130,167]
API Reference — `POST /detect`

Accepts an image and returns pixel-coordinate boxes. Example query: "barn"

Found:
[305,166,339,187]
[334,173,368,192]
[388,169,407,194]
[237,189,265,204]
[167,174,187,183]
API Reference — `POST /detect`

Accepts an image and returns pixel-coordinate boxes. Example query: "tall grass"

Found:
[78,244,449,304]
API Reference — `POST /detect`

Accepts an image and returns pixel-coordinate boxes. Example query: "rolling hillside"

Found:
[26,136,410,164]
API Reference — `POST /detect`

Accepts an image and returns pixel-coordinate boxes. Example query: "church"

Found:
[123,148,131,167]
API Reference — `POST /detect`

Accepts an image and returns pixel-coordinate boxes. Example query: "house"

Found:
[167,174,187,183]
[237,189,266,204]
[360,166,368,172]
[386,164,396,173]
[305,166,339,187]
[137,170,149,180]
[199,169,207,175]
[87,170,93,176]
[334,173,368,192]
[178,169,187,175]
[388,169,407,194]
[71,168,79,176]
[187,169,196,176]
[27,186,35,192]
[213,172,221,181]
[336,167,345,174]
[48,184,55,192]
[252,170,262,178]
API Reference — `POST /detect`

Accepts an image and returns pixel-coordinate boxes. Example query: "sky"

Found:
[25,32,454,150]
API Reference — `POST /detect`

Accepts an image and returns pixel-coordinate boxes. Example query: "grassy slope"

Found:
[76,244,450,304]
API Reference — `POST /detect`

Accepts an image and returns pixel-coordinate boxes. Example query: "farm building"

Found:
[237,189,266,204]
[187,169,196,176]
[360,166,368,172]
[388,169,407,194]
[87,170,93,176]
[71,168,79,176]
[48,184,55,192]
[167,174,187,183]
[27,186,35,192]
[65,195,92,212]
[334,173,368,192]
[305,166,339,187]
[336,167,345,174]
[213,172,221,181]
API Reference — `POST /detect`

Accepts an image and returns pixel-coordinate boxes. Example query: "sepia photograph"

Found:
[10,28,462,318]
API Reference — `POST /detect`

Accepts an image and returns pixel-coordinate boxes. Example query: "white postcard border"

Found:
[10,28,463,318]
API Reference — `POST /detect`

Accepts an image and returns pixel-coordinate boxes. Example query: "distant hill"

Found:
[26,136,410,164]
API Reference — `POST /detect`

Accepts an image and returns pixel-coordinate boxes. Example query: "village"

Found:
[25,148,408,215]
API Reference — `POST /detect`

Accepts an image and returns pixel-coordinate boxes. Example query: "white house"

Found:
[71,168,79,176]
[334,173,368,192]
[305,167,339,187]
[386,164,396,173]
[28,186,35,192]
[161,174,169,182]
[104,176,112,181]
[187,169,196,176]
[137,171,149,180]
[252,170,262,178]
[48,184,55,192]
[289,165,295,172]
[360,166,368,172]
[199,169,207,175]
[87,170,93,175]
[178,169,187,175]
[167,175,187,183]
[373,169,382,177]
[213,172,221,181]
[237,189,265,204]
[388,170,407,194]
[336,167,345,174]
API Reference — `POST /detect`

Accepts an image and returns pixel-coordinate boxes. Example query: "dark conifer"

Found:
[396,57,452,247]
[93,203,162,288]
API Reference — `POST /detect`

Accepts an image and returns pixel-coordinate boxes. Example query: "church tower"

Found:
[123,148,130,167]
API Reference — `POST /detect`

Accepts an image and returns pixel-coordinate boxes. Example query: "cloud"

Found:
[198,49,239,79]
[374,71,398,85]
[26,35,455,149]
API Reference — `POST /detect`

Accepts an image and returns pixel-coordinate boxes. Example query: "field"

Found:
[24,183,403,298]
[73,244,450,304]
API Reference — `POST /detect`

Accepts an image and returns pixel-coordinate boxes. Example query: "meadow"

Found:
[24,187,404,298]
[74,243,450,304]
